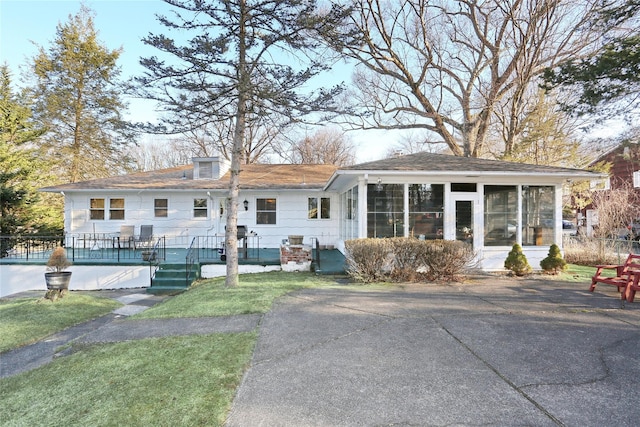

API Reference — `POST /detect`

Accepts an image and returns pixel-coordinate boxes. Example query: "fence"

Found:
[562,235,640,265]
[0,235,166,262]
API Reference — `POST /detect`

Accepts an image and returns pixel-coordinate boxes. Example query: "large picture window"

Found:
[90,198,105,220]
[193,198,207,218]
[367,184,404,238]
[257,198,277,224]
[409,184,444,239]
[484,186,517,246]
[109,198,125,220]
[522,186,554,246]
[308,197,330,219]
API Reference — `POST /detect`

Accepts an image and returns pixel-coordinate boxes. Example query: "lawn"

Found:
[0,271,339,427]
[0,333,255,426]
[557,263,609,282]
[132,270,341,319]
[0,293,122,353]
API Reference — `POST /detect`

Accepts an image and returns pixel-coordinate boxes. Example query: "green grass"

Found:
[556,263,615,283]
[133,271,340,319]
[0,271,339,427]
[0,333,255,427]
[0,294,122,353]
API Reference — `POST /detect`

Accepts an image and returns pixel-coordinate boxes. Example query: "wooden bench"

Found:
[590,253,640,300]
[624,272,640,302]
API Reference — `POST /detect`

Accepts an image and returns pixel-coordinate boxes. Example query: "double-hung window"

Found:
[308,197,330,219]
[194,198,207,218]
[109,198,125,220]
[90,198,125,220]
[257,198,277,224]
[154,199,168,217]
[90,198,105,220]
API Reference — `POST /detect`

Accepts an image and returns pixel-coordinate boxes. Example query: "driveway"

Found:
[225,276,640,426]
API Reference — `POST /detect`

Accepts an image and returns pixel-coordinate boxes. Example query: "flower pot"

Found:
[45,271,72,291]
[142,251,156,262]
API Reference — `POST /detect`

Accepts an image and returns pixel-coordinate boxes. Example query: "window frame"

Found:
[193,198,208,218]
[154,198,168,218]
[256,198,277,225]
[308,197,331,220]
[521,186,555,246]
[483,185,518,247]
[89,198,105,220]
[109,198,125,220]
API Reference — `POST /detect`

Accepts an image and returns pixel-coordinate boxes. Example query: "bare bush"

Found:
[345,238,477,283]
[562,236,633,265]
[388,238,425,282]
[418,240,478,281]
[344,239,392,283]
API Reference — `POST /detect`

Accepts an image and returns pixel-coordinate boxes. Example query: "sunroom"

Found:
[325,152,604,270]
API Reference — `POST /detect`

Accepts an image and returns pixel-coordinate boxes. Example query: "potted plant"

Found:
[44,246,72,300]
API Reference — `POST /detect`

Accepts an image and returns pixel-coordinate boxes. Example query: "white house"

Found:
[41,152,604,270]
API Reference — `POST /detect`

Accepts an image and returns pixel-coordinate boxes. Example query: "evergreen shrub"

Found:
[504,243,532,276]
[540,244,567,274]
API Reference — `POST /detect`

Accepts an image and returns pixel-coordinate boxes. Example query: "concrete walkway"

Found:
[225,276,640,426]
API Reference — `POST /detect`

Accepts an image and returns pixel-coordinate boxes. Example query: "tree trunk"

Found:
[225,0,249,287]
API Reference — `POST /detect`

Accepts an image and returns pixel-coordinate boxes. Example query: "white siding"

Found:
[64,190,341,248]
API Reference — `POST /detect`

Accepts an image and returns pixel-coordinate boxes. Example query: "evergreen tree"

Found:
[0,65,60,248]
[30,4,135,183]
[136,0,349,286]
[500,91,585,168]
[543,1,639,116]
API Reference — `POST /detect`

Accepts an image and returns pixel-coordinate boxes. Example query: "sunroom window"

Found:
[484,186,517,246]
[522,186,554,246]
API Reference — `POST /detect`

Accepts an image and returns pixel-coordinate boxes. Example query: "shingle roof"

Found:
[41,152,604,193]
[41,164,338,192]
[343,152,597,174]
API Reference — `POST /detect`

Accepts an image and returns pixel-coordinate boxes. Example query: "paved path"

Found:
[225,277,640,426]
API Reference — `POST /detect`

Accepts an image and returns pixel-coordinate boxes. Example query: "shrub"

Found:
[540,244,567,274]
[504,243,532,276]
[345,238,476,283]
[46,246,71,272]
[563,236,627,266]
[344,238,392,283]
[418,240,477,281]
[388,237,424,282]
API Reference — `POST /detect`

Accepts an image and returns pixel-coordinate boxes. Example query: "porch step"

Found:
[147,262,200,295]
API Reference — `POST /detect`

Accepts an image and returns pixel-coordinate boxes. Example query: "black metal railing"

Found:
[185,236,198,286]
[0,234,166,262]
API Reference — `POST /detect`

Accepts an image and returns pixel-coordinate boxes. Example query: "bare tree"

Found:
[281,127,356,166]
[383,131,448,158]
[332,0,601,157]
[590,180,640,261]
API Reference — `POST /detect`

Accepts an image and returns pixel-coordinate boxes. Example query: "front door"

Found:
[449,193,480,249]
